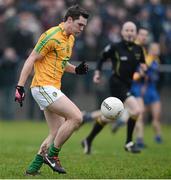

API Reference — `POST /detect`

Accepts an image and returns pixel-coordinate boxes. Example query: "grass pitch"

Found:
[0,120,171,179]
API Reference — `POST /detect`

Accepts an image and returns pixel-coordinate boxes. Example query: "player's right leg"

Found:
[25,110,64,176]
[81,115,107,154]
[81,109,111,154]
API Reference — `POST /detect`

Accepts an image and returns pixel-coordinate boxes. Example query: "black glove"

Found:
[75,61,88,75]
[15,85,25,107]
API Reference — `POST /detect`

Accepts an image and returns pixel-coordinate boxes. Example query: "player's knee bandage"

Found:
[96,117,107,126]
[130,115,139,121]
[120,109,130,123]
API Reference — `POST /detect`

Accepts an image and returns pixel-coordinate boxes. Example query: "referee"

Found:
[82,21,146,154]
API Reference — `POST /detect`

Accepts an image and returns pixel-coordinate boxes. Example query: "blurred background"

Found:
[0,0,171,123]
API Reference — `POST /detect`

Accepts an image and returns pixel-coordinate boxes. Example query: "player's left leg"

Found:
[44,95,83,173]
[135,97,146,148]
[146,86,162,143]
[25,111,64,176]
[150,101,162,143]
[124,96,143,153]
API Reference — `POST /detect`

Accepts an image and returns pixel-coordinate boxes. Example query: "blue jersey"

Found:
[131,55,160,104]
[146,59,159,84]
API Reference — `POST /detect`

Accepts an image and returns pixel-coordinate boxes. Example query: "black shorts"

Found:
[109,75,132,102]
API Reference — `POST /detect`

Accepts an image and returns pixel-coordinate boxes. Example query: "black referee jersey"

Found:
[97,40,145,87]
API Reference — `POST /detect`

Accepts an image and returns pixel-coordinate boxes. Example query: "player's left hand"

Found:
[15,85,25,107]
[75,61,88,75]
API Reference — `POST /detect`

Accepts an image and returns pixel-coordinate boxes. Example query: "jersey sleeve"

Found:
[34,33,56,57]
[139,46,145,64]
[96,44,114,71]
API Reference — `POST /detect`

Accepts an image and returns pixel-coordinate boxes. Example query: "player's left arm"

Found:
[65,62,76,73]
[139,46,147,76]
[65,61,88,74]
[133,47,147,81]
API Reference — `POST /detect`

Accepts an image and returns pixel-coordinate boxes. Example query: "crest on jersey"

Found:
[135,53,141,60]
[120,56,128,61]
[52,92,57,97]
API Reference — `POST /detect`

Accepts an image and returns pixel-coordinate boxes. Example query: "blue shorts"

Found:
[143,85,160,105]
[130,82,143,98]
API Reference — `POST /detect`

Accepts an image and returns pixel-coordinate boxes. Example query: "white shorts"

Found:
[31,86,64,110]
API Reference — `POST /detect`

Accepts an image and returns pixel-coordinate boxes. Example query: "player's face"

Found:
[71,16,87,36]
[149,43,160,56]
[121,23,137,42]
[137,29,149,45]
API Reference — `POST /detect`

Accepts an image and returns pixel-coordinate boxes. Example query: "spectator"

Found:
[0,48,19,119]
[145,0,165,42]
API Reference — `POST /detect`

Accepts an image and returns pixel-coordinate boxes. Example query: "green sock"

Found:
[48,144,61,157]
[26,154,44,173]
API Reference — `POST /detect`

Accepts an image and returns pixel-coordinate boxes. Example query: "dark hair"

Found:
[138,26,149,32]
[64,4,89,22]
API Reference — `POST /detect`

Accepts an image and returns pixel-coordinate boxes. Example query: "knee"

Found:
[135,109,141,118]
[140,106,145,114]
[136,107,144,117]
[72,112,83,129]
[131,107,142,119]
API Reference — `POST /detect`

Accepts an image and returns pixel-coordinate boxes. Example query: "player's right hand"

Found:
[15,85,25,107]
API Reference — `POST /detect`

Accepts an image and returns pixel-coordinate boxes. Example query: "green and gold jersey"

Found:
[31,22,75,89]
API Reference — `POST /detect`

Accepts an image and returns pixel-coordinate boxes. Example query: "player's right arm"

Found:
[15,50,43,107]
[15,31,56,107]
[17,50,43,86]
[18,30,56,86]
[93,44,114,84]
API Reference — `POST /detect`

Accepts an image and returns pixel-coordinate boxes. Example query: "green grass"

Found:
[0,120,171,179]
